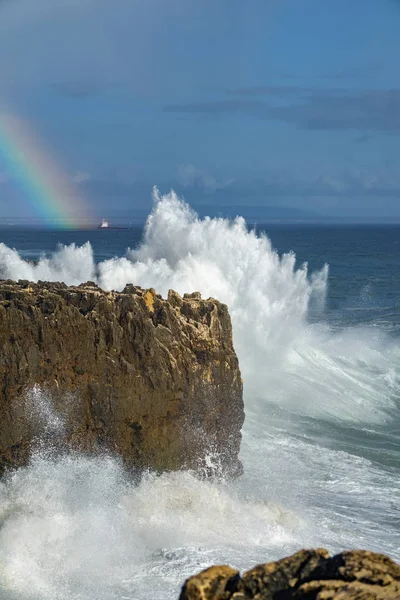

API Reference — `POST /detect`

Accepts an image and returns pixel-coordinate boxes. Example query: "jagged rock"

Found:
[179,549,400,599]
[179,566,240,600]
[0,280,244,476]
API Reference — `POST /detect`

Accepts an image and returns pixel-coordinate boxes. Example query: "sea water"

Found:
[0,189,398,600]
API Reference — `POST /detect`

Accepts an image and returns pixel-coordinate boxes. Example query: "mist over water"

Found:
[0,188,399,599]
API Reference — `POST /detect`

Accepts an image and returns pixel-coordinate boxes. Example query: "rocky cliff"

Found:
[0,280,244,476]
[179,548,400,599]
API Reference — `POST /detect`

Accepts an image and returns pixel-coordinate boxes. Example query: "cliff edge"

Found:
[0,280,244,476]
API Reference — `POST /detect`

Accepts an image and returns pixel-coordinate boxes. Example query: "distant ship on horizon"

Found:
[97,218,128,230]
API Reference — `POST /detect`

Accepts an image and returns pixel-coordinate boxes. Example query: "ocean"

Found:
[0,190,398,600]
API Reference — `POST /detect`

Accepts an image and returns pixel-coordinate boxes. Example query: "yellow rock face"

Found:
[179,566,240,600]
[143,288,156,313]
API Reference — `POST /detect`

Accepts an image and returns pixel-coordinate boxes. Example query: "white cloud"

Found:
[177,164,235,194]
[72,171,91,184]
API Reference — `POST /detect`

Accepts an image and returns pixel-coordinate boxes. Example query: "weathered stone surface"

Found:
[0,280,244,476]
[179,549,400,599]
[179,566,240,600]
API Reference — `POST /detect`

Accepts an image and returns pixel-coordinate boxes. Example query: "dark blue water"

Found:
[0,227,143,264]
[264,224,400,332]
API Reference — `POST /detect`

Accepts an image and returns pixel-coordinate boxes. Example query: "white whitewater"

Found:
[0,188,398,600]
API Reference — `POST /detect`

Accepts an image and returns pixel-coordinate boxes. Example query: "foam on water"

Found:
[0,431,398,600]
[0,188,399,599]
[0,453,306,600]
[0,241,96,285]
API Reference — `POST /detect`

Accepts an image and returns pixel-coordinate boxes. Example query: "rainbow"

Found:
[0,113,94,229]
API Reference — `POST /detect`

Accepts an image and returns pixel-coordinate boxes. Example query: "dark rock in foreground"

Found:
[179,549,400,599]
[0,280,244,476]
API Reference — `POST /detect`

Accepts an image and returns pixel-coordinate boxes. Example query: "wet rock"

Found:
[179,566,240,600]
[179,549,400,599]
[0,280,244,476]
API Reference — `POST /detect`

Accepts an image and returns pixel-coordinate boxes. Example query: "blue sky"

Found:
[1,0,400,219]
